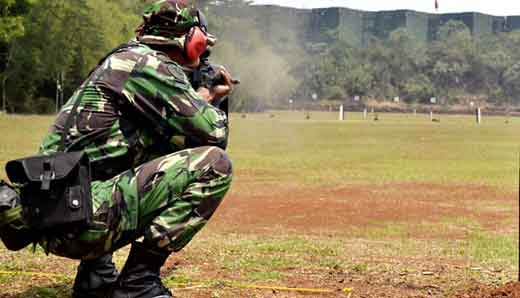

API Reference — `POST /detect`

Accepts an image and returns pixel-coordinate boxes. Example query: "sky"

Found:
[251,0,520,16]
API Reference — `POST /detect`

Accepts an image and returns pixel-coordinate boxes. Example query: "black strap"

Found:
[40,158,55,191]
[58,43,138,152]
[59,89,85,152]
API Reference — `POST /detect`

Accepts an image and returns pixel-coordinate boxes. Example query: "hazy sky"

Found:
[251,0,520,16]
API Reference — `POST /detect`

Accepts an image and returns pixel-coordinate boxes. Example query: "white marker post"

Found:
[476,107,481,124]
[363,108,367,120]
[430,110,434,121]
[339,105,345,121]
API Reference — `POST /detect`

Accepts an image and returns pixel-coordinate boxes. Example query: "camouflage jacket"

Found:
[39,42,228,180]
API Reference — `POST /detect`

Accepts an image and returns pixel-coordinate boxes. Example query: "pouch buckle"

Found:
[40,159,56,191]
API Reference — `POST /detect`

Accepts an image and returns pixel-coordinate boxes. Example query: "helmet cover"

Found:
[137,0,216,48]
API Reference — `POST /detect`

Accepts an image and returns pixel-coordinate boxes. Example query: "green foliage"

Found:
[402,74,434,103]
[436,20,471,40]
[3,3,520,112]
[298,20,520,105]
[2,0,140,112]
[0,0,33,43]
[503,63,520,100]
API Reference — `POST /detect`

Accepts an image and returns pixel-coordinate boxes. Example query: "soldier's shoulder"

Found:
[110,43,154,63]
[131,45,189,84]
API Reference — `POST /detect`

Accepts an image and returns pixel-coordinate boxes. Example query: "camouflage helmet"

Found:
[137,0,216,48]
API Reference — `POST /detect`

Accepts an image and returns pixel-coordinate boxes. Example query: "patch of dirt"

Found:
[455,282,520,298]
[211,180,514,238]
[159,180,517,297]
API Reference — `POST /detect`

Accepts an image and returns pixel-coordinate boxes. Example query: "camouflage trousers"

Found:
[43,146,232,260]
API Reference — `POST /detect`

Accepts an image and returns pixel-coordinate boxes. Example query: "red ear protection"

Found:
[185,26,207,63]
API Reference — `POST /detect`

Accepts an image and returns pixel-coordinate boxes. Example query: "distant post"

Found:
[60,71,64,107]
[430,110,434,121]
[476,107,482,124]
[56,76,61,113]
[1,81,5,112]
[363,108,367,120]
[339,105,345,121]
[56,71,64,113]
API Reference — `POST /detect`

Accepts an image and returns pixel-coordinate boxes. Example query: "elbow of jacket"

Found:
[215,137,228,150]
[185,134,229,150]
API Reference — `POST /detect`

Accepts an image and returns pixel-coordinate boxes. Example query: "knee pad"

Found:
[209,147,232,176]
[190,146,232,176]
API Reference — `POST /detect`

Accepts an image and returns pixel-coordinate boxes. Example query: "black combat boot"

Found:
[110,242,172,298]
[72,253,119,298]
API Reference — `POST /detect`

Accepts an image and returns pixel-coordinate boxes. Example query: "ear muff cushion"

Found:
[185,27,207,62]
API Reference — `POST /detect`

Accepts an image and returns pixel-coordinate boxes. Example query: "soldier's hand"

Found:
[197,67,234,103]
[197,87,213,103]
[211,67,234,99]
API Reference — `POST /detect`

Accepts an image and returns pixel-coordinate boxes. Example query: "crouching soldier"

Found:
[0,1,236,297]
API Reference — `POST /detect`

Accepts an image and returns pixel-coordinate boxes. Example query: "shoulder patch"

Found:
[167,63,186,79]
[164,63,190,90]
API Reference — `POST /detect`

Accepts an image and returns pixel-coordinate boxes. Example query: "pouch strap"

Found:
[59,90,84,152]
[40,158,55,191]
[59,43,138,152]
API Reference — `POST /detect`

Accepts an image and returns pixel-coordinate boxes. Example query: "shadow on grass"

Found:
[4,283,71,298]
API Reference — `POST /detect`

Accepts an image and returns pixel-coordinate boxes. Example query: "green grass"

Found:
[0,111,517,188]
[0,114,52,172]
[468,230,518,266]
[229,111,519,188]
[0,111,518,297]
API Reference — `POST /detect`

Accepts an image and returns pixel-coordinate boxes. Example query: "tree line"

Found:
[303,21,520,107]
[2,0,520,113]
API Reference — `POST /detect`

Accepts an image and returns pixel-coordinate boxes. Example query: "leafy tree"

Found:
[402,74,434,103]
[5,0,139,112]
[0,0,31,43]
[503,62,520,103]
[425,21,474,102]
[5,1,520,112]
[0,0,34,110]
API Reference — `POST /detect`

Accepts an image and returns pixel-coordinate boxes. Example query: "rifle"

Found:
[188,50,240,118]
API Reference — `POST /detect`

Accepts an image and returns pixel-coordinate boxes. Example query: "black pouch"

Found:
[0,46,133,233]
[5,151,93,231]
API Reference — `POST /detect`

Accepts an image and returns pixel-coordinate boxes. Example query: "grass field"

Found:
[0,111,518,298]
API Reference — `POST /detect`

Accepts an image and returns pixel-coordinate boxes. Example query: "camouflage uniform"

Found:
[1,1,232,297]
[35,40,232,258]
